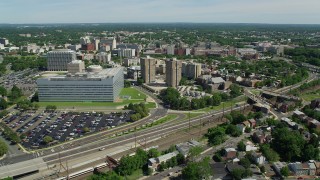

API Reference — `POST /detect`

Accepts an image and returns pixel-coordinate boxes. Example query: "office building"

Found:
[182,62,202,79]
[95,52,111,63]
[47,49,76,71]
[141,56,156,84]
[166,58,182,88]
[0,38,9,46]
[67,60,85,74]
[167,45,175,55]
[117,48,136,58]
[123,57,140,67]
[100,37,117,50]
[80,36,92,45]
[94,38,100,51]
[37,67,124,102]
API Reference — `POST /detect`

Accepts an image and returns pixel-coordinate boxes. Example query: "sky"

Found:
[0,0,319,24]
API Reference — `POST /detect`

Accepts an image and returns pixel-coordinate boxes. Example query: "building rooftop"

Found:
[43,67,123,81]
[157,151,178,163]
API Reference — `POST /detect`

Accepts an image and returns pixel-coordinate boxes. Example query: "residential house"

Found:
[252,130,266,144]
[252,152,266,165]
[308,161,317,176]
[278,101,296,113]
[311,99,320,109]
[253,103,270,114]
[176,140,201,157]
[314,161,320,175]
[242,121,251,128]
[288,162,309,176]
[147,151,179,171]
[223,148,237,160]
[226,163,245,173]
[248,119,256,128]
[272,162,287,176]
[236,124,246,133]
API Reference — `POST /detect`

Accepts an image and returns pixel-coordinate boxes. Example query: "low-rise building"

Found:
[148,151,179,171]
[288,162,310,176]
[272,162,287,176]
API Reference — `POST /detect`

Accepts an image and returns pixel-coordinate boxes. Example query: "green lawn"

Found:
[250,89,261,95]
[301,90,320,101]
[153,114,178,125]
[36,99,144,108]
[183,112,204,120]
[120,88,146,99]
[126,169,144,180]
[194,96,247,113]
[145,102,157,109]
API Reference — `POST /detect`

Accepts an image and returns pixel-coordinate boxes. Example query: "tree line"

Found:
[124,103,149,121]
[3,56,47,71]
[160,87,241,110]
[285,47,320,67]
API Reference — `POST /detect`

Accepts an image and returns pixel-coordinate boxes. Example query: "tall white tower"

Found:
[112,37,117,50]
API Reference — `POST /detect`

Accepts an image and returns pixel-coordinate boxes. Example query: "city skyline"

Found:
[0,0,320,24]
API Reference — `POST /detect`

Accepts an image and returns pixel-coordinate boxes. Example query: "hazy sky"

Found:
[0,0,319,24]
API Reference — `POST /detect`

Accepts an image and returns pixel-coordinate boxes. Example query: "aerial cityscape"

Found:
[0,1,320,180]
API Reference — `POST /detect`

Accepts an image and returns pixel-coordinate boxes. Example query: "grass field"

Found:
[153,114,178,125]
[183,112,204,120]
[126,169,144,180]
[194,95,247,112]
[120,88,146,99]
[301,90,320,101]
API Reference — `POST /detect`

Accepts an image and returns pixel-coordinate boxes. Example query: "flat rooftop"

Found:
[0,158,45,178]
[41,67,123,81]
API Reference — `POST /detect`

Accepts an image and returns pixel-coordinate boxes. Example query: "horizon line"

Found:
[1,22,320,26]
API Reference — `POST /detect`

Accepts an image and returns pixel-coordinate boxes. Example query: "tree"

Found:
[0,98,8,109]
[230,168,244,180]
[226,124,242,137]
[43,136,53,144]
[188,146,203,161]
[176,153,186,165]
[158,161,167,171]
[271,127,305,161]
[230,84,242,98]
[148,148,160,158]
[137,78,144,86]
[182,157,212,180]
[0,140,8,156]
[260,144,280,162]
[212,93,222,106]
[124,80,131,88]
[147,168,153,175]
[205,126,226,146]
[0,86,7,96]
[237,141,246,151]
[259,166,266,173]
[10,85,22,101]
[280,166,290,177]
[239,157,251,169]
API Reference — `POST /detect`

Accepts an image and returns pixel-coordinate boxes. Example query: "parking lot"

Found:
[0,68,38,97]
[2,111,133,150]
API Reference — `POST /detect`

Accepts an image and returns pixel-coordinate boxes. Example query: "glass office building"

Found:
[37,67,124,102]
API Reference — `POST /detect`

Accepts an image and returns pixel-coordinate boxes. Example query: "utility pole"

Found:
[134,129,137,148]
[199,118,202,137]
[222,103,225,121]
[188,112,191,132]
